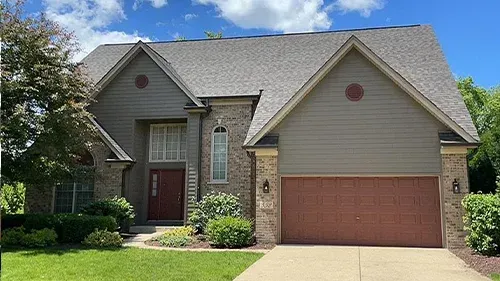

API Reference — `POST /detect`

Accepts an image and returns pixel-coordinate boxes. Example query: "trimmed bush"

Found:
[206,216,253,248]
[158,235,192,248]
[2,227,26,245]
[188,192,242,233]
[155,226,195,248]
[82,229,123,247]
[462,193,500,256]
[81,197,135,232]
[2,227,57,247]
[1,213,117,243]
[22,228,57,247]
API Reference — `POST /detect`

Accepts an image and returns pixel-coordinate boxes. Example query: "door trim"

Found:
[278,174,444,247]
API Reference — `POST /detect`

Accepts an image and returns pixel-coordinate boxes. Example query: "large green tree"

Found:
[1,1,96,187]
[458,77,500,193]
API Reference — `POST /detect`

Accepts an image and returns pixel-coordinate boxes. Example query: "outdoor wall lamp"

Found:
[263,179,270,193]
[453,178,460,194]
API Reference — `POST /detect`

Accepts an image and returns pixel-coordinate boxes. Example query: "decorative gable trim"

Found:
[91,41,204,107]
[246,35,477,145]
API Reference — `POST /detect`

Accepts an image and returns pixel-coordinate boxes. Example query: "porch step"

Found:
[129,225,181,234]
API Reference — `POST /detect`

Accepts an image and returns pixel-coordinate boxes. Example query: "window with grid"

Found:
[211,126,228,182]
[150,124,187,162]
[54,182,94,213]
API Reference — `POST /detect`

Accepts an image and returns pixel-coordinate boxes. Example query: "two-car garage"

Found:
[280,176,443,248]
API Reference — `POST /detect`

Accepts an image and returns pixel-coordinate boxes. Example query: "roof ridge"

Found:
[102,24,423,46]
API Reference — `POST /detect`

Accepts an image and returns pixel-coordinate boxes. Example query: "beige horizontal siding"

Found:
[272,49,446,175]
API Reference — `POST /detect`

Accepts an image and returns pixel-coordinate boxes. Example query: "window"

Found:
[54,150,95,213]
[211,126,228,182]
[54,182,94,213]
[150,124,187,162]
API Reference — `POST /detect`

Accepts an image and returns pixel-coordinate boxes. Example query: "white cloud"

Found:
[133,0,168,10]
[44,0,150,61]
[184,13,198,21]
[195,0,333,33]
[334,0,385,17]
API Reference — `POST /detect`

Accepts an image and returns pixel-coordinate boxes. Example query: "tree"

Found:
[204,31,223,39]
[175,36,187,41]
[0,1,96,187]
[458,77,500,193]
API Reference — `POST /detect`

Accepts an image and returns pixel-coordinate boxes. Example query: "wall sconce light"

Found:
[452,179,460,194]
[263,179,270,193]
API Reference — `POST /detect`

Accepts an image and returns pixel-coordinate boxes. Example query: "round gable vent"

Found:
[135,75,149,89]
[345,83,364,101]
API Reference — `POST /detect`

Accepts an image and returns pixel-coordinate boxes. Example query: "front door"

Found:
[148,169,185,221]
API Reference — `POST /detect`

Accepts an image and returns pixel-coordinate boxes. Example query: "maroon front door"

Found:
[148,169,185,220]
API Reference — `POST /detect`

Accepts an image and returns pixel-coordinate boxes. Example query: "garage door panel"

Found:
[281,176,442,247]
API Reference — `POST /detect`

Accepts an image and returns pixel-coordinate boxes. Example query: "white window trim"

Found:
[149,123,187,163]
[210,125,228,183]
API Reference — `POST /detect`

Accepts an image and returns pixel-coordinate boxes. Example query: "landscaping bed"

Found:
[451,248,500,279]
[145,234,275,251]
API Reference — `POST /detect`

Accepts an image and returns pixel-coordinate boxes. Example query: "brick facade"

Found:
[200,104,254,218]
[25,141,124,214]
[90,142,124,200]
[442,152,469,248]
[255,154,278,243]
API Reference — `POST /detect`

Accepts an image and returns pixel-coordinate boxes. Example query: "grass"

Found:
[1,246,264,281]
[492,273,500,281]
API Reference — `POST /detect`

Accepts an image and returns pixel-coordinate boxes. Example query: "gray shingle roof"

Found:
[81,24,478,144]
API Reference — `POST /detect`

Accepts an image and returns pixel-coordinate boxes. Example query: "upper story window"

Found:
[211,126,228,182]
[150,124,187,162]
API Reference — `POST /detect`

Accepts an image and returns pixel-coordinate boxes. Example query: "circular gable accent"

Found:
[345,83,364,101]
[135,75,149,89]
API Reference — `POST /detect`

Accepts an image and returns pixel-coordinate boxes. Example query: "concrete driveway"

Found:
[235,245,489,281]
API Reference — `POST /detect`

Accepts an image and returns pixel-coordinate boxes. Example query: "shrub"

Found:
[2,227,57,247]
[462,193,500,256]
[1,183,25,215]
[1,213,117,243]
[206,216,253,248]
[82,229,123,247]
[188,192,242,233]
[22,228,57,247]
[2,227,26,246]
[161,226,194,237]
[155,226,195,248]
[81,196,135,232]
[158,235,193,247]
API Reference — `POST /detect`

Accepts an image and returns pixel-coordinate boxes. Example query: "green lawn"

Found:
[1,246,263,281]
[491,273,500,281]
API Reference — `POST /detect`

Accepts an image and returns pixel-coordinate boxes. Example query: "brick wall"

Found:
[442,153,469,248]
[90,143,123,200]
[200,104,253,218]
[25,185,53,213]
[255,154,278,243]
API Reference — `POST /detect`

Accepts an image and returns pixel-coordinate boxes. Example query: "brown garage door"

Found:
[281,177,442,247]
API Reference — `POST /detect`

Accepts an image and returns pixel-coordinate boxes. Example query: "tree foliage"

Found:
[458,77,500,193]
[204,31,223,39]
[0,1,96,186]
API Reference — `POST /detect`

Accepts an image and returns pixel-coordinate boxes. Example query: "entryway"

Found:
[148,169,185,221]
[235,245,489,281]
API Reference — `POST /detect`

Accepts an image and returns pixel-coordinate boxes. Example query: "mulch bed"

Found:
[145,235,275,250]
[450,247,500,277]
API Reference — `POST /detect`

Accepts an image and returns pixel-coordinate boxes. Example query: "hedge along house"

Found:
[26,25,479,248]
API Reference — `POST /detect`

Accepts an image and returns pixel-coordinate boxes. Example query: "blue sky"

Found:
[28,0,499,88]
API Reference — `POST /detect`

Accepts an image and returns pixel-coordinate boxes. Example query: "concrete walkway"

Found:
[235,245,489,281]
